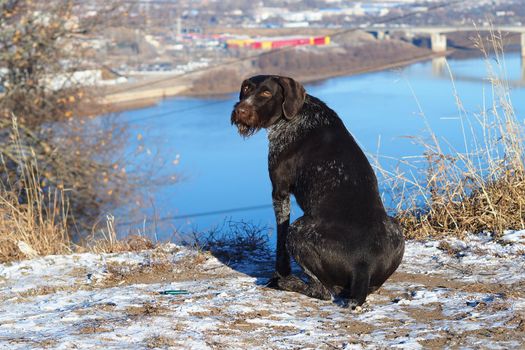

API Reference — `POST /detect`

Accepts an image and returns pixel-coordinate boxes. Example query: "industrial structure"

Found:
[225,36,331,50]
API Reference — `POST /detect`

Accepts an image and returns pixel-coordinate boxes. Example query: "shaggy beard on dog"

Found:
[231,114,261,137]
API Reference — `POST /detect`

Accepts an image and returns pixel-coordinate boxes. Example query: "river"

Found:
[113,53,525,241]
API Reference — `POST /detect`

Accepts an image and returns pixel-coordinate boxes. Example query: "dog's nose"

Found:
[237,107,248,118]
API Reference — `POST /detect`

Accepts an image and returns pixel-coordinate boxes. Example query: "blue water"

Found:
[113,54,525,239]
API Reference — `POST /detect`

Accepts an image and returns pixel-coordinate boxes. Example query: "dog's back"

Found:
[269,95,386,224]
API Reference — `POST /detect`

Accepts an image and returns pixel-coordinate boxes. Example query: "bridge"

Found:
[362,26,525,56]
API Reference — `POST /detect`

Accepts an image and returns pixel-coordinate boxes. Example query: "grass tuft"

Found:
[85,214,155,254]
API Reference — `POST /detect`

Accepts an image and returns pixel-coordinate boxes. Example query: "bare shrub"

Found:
[0,0,81,125]
[0,1,139,232]
[0,117,157,262]
[189,220,271,261]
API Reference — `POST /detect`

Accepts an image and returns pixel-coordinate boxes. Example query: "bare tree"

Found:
[0,0,84,125]
[0,0,133,233]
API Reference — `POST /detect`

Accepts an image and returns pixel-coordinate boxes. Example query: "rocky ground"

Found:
[1,232,524,349]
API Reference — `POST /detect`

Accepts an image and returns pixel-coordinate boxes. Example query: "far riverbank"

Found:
[100,47,440,113]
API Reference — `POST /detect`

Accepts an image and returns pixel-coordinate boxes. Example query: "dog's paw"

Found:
[266,275,281,289]
[266,272,288,289]
[333,296,367,310]
[333,297,352,308]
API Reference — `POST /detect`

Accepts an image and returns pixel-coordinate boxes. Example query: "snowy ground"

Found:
[1,232,524,349]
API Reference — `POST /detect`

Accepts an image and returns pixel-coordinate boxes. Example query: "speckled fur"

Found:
[232,75,405,308]
[268,95,333,166]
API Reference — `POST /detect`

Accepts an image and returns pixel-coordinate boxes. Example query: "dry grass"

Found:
[125,302,169,317]
[0,117,72,262]
[0,118,156,262]
[85,214,155,254]
[377,30,525,239]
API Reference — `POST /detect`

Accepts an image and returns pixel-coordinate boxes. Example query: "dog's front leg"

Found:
[272,192,291,278]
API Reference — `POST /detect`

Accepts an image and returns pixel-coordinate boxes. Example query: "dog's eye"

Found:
[242,85,249,93]
[260,90,272,98]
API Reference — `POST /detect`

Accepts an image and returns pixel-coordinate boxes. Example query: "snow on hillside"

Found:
[1,232,524,349]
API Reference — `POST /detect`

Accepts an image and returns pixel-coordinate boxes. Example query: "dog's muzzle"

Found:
[231,103,260,137]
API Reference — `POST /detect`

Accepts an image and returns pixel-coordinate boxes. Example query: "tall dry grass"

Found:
[0,117,72,262]
[0,117,155,262]
[377,31,525,239]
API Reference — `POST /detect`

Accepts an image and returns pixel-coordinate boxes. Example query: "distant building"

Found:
[254,7,286,22]
[46,69,128,90]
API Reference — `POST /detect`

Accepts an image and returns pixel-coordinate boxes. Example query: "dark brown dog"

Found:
[231,75,405,308]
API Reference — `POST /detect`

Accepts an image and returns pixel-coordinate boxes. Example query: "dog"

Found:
[231,75,405,308]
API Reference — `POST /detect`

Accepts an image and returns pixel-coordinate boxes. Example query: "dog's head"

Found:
[231,75,306,137]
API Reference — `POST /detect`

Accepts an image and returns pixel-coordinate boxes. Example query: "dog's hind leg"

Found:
[277,217,332,301]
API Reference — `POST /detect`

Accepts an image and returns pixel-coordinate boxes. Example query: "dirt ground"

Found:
[1,233,524,349]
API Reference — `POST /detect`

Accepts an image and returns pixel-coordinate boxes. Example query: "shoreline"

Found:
[101,50,444,113]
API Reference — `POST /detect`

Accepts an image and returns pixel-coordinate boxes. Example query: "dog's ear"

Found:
[277,76,306,119]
